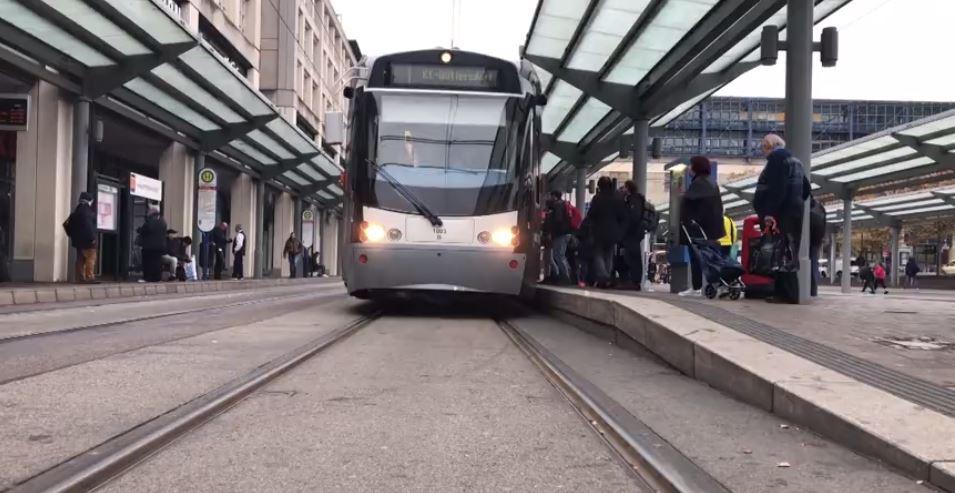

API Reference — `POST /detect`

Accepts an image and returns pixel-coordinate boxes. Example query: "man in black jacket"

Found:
[585,177,628,288]
[138,205,168,283]
[621,180,647,290]
[542,191,573,284]
[212,222,230,280]
[63,192,98,283]
[753,134,811,303]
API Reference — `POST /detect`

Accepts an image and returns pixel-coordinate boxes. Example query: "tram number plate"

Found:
[407,218,472,243]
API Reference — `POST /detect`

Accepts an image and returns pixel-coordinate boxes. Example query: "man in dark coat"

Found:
[212,222,230,280]
[753,133,811,303]
[679,156,724,296]
[63,192,99,283]
[137,205,168,283]
[621,180,647,290]
[232,224,247,280]
[585,176,628,288]
[542,191,573,284]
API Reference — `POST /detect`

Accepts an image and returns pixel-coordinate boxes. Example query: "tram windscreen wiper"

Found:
[366,159,443,227]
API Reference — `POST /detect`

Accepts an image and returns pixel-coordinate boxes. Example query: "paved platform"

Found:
[536,285,955,492]
[0,277,335,308]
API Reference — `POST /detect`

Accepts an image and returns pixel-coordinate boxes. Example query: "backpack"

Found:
[564,201,582,230]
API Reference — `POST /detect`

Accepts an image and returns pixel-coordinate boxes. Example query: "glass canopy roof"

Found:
[0,0,340,207]
[525,0,854,180]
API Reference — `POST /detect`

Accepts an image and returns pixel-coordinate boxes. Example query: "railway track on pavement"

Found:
[6,312,379,493]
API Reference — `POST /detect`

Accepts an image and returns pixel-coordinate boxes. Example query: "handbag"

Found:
[749,232,790,276]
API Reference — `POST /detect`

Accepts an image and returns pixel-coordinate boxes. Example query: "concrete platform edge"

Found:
[534,286,955,491]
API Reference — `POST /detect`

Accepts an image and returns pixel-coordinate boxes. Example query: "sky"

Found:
[331,0,955,102]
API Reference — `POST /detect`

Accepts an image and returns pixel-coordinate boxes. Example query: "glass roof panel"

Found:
[557,97,611,143]
[652,87,718,127]
[526,0,591,58]
[151,63,244,123]
[49,0,151,56]
[925,133,955,148]
[887,204,955,217]
[814,148,918,177]
[599,151,620,164]
[860,192,934,207]
[604,0,717,85]
[831,157,934,183]
[179,45,273,117]
[229,140,277,165]
[103,0,194,45]
[813,136,899,166]
[123,78,218,131]
[317,191,334,200]
[541,80,583,133]
[283,171,311,186]
[872,199,945,212]
[266,118,317,155]
[567,0,652,71]
[311,155,340,176]
[247,129,295,160]
[328,184,344,196]
[542,152,561,173]
[896,114,955,138]
[725,199,749,209]
[296,163,326,181]
[0,1,113,67]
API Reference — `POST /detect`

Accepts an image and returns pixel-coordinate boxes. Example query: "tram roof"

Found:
[0,0,342,208]
[523,0,854,183]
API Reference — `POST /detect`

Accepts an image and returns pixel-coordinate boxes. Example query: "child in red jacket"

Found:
[873,263,888,294]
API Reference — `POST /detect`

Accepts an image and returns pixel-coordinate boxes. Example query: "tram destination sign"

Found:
[0,94,29,131]
[389,64,499,90]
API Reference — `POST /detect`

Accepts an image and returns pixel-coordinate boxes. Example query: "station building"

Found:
[0,0,357,282]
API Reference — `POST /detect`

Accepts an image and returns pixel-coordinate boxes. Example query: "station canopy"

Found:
[522,0,853,184]
[0,0,342,207]
[706,108,955,228]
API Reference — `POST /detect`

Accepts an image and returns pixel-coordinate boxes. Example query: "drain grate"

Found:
[875,336,955,351]
[641,295,955,418]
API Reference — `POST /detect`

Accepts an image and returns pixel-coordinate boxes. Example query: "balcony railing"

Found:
[157,0,182,19]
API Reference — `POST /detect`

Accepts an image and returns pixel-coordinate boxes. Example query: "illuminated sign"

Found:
[0,94,29,131]
[389,64,499,89]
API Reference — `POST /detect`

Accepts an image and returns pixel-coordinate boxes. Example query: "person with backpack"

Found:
[585,177,629,289]
[542,191,573,285]
[753,133,811,303]
[63,192,99,283]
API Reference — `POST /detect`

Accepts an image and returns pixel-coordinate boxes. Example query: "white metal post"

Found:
[633,120,650,290]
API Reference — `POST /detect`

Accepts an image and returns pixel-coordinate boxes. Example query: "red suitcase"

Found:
[741,215,774,297]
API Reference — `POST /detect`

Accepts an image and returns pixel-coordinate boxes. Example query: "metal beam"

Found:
[0,18,87,78]
[260,152,322,179]
[596,0,669,79]
[645,60,760,118]
[931,191,955,207]
[96,96,200,151]
[524,54,639,119]
[854,204,902,229]
[200,114,278,152]
[84,41,196,98]
[299,180,335,196]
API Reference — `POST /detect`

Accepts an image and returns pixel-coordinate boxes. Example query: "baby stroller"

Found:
[682,223,746,300]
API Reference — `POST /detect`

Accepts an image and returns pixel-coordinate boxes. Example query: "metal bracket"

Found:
[260,152,322,180]
[83,41,196,99]
[854,203,902,229]
[524,54,641,120]
[761,25,838,67]
[200,114,278,152]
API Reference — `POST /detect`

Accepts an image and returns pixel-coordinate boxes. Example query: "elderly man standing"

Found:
[753,134,811,304]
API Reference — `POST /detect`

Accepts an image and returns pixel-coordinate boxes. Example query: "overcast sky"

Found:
[332,0,955,102]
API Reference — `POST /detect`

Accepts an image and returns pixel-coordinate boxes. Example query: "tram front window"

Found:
[366,93,522,217]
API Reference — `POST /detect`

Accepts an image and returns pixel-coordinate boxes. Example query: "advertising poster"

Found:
[197,168,217,233]
[97,183,118,231]
[302,209,315,248]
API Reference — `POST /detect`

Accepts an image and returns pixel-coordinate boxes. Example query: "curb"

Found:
[536,286,955,492]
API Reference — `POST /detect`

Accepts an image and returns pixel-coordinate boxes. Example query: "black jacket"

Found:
[585,190,628,246]
[212,227,229,250]
[680,175,724,241]
[64,203,97,249]
[543,199,572,237]
[754,147,810,221]
[137,213,168,251]
[622,192,646,247]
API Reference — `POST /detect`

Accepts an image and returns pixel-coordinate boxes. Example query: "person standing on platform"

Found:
[719,214,737,258]
[212,222,230,280]
[137,205,168,283]
[621,180,648,291]
[584,177,628,289]
[283,232,303,278]
[63,192,99,284]
[753,134,810,304]
[905,257,921,290]
[678,156,724,297]
[232,224,247,280]
[542,191,573,285]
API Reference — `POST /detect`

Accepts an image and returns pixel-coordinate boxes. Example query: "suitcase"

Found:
[741,215,774,298]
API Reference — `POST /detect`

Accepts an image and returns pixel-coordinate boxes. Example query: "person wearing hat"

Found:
[62,192,99,283]
[137,204,168,282]
[678,156,724,296]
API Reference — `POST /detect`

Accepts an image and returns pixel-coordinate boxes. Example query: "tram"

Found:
[338,49,546,299]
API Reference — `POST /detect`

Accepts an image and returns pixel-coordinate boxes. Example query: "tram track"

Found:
[5,311,380,493]
[0,284,345,344]
[496,315,730,493]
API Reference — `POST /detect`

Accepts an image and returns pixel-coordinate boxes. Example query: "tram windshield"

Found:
[364,92,523,216]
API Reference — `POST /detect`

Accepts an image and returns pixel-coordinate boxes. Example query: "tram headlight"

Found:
[491,228,514,247]
[387,228,403,241]
[360,222,386,242]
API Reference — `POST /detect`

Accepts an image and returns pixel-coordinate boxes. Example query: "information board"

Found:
[129,172,163,202]
[196,168,217,233]
[0,94,29,131]
[389,64,499,90]
[97,183,118,231]
[302,209,315,248]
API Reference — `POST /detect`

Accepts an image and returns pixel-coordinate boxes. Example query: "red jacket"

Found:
[873,265,886,280]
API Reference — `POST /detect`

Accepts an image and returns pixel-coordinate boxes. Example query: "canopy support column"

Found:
[841,193,853,294]
[829,232,836,285]
[69,98,91,283]
[890,224,901,288]
[633,120,650,289]
[575,165,587,210]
